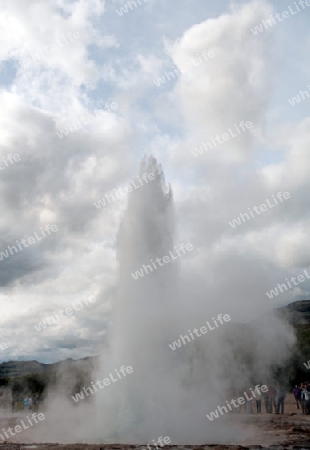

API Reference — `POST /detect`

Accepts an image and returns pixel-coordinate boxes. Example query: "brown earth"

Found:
[0,394,310,450]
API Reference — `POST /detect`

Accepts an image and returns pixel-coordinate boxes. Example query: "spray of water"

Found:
[33,157,295,444]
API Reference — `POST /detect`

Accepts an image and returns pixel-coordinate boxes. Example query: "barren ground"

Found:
[0,394,309,450]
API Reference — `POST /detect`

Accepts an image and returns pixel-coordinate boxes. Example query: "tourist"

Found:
[305,382,310,414]
[238,389,246,413]
[256,397,261,413]
[23,397,29,410]
[275,384,286,414]
[300,383,307,414]
[246,389,253,413]
[264,389,270,413]
[28,397,32,410]
[293,384,301,409]
[268,385,276,413]
[33,394,39,410]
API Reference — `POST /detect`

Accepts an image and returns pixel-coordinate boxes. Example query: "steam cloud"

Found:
[34,157,295,444]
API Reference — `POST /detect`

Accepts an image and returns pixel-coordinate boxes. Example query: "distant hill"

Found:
[275,300,310,382]
[1,300,310,388]
[277,300,310,324]
[0,356,99,379]
[0,360,47,378]
[277,300,310,354]
[0,356,101,405]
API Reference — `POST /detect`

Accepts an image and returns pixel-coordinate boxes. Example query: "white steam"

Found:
[31,157,295,444]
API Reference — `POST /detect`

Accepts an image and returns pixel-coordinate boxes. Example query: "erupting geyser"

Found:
[91,157,276,444]
[55,156,295,445]
[95,156,185,441]
[93,157,234,443]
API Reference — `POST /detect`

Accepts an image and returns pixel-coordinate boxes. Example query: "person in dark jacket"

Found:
[276,384,286,414]
[264,390,270,413]
[301,384,305,413]
[268,385,276,413]
[293,385,301,409]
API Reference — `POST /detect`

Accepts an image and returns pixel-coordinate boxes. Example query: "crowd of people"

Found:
[235,383,310,415]
[255,384,286,414]
[229,384,287,414]
[242,382,310,415]
[293,383,310,414]
[11,394,40,411]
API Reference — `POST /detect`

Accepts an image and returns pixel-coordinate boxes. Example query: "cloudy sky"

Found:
[0,0,309,363]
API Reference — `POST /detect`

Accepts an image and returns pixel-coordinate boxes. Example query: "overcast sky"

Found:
[0,0,309,363]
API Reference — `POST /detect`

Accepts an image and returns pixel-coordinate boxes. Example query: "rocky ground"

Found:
[0,395,309,450]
